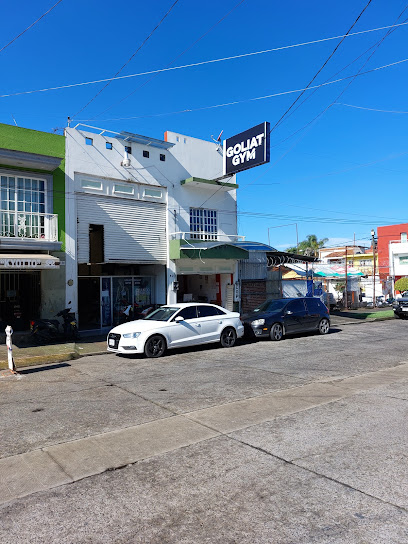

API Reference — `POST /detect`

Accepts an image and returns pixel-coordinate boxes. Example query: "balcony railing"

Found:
[170,231,245,242]
[0,212,58,242]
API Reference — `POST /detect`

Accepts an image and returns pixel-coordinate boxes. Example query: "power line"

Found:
[71,0,181,119]
[268,0,373,135]
[0,0,64,54]
[92,0,247,120]
[336,102,408,114]
[270,5,408,149]
[75,56,408,122]
[2,20,408,100]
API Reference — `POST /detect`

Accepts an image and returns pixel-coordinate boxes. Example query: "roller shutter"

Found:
[77,194,166,264]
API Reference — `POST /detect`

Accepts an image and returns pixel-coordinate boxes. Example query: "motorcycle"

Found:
[29,307,79,344]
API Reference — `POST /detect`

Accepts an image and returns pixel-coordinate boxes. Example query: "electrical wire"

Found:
[74,56,408,122]
[92,0,247,120]
[0,0,64,54]
[270,5,408,148]
[335,102,408,114]
[71,0,181,119]
[2,20,408,100]
[268,0,373,135]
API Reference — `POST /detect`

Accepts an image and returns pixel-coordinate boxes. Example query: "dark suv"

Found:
[242,297,330,341]
[394,297,408,319]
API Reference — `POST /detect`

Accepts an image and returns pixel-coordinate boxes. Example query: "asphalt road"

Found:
[1,319,407,543]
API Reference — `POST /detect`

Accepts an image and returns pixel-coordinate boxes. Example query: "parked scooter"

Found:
[29,307,79,344]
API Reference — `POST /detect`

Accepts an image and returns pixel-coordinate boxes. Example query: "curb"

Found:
[0,348,108,371]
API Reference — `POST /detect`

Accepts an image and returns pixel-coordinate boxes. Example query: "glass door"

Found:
[112,277,133,326]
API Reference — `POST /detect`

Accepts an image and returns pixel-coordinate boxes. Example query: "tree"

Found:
[286,234,328,256]
[394,277,408,293]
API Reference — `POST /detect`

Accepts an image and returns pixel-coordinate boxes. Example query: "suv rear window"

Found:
[306,298,324,313]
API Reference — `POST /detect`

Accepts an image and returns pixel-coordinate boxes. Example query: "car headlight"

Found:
[251,319,265,326]
[122,332,141,339]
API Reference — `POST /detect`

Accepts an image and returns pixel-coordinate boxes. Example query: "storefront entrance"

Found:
[78,276,154,330]
[176,273,234,310]
[0,272,41,330]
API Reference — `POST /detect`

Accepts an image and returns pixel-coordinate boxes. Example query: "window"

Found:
[306,298,323,313]
[114,184,134,195]
[0,174,46,238]
[399,256,408,264]
[143,150,149,158]
[125,146,132,154]
[160,154,165,161]
[286,300,306,313]
[144,188,162,198]
[85,137,93,146]
[197,305,223,317]
[81,180,103,190]
[401,232,407,243]
[190,208,218,240]
[89,224,104,263]
[176,306,198,320]
[106,142,112,150]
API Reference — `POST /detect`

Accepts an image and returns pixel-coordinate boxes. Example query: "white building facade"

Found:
[65,125,244,331]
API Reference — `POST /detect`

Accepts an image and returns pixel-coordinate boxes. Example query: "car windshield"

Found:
[253,299,288,313]
[143,307,179,321]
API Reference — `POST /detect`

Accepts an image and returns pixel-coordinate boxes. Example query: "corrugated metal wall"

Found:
[77,194,167,264]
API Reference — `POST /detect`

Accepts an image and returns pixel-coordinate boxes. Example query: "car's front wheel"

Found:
[270,323,283,341]
[144,334,166,358]
[318,318,330,335]
[220,327,237,348]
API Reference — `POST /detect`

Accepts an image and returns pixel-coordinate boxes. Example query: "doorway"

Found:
[78,277,101,330]
[0,272,41,330]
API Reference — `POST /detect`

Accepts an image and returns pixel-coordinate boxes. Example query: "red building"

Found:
[377,223,408,281]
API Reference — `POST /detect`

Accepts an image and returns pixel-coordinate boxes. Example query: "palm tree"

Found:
[286,234,328,256]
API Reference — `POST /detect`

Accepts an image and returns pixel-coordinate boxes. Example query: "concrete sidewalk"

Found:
[0,334,107,371]
[0,308,395,371]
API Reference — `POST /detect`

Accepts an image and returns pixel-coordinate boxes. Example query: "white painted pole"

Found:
[5,325,16,372]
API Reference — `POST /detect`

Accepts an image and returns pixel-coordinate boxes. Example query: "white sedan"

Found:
[107,303,244,358]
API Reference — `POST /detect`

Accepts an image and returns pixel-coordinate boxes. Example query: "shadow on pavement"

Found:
[19,362,71,374]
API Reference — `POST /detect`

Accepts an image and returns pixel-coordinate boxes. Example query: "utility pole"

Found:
[371,229,376,308]
[344,245,348,309]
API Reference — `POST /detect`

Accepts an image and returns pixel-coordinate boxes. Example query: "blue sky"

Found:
[1,0,407,250]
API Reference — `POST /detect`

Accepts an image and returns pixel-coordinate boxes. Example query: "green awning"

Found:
[170,239,249,260]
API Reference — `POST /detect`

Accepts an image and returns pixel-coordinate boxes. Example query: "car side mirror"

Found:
[285,310,293,315]
[174,316,184,322]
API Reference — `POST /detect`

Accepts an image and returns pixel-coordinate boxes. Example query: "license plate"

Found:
[109,339,115,346]
[402,308,408,312]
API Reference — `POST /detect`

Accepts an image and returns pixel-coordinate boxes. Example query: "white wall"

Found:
[65,127,240,311]
[165,131,238,238]
[389,241,408,277]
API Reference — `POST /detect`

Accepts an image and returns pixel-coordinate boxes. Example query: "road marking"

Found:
[1,362,407,505]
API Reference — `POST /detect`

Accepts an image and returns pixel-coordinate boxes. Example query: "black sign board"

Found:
[223,122,270,175]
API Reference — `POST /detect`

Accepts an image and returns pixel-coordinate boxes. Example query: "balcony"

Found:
[170,232,245,243]
[0,212,61,251]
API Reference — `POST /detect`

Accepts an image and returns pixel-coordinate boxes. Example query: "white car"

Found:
[107,303,244,358]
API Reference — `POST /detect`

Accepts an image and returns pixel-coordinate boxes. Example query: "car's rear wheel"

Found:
[318,318,330,335]
[270,323,283,341]
[144,334,166,358]
[220,327,237,348]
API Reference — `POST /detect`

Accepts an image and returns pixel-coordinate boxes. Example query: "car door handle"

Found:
[219,320,223,324]
[195,324,201,327]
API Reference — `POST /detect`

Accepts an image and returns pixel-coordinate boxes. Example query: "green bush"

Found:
[394,277,408,293]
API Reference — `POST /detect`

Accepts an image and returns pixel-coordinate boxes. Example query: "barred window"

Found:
[189,208,217,240]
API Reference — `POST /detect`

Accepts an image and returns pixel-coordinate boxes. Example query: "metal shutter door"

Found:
[77,194,166,264]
